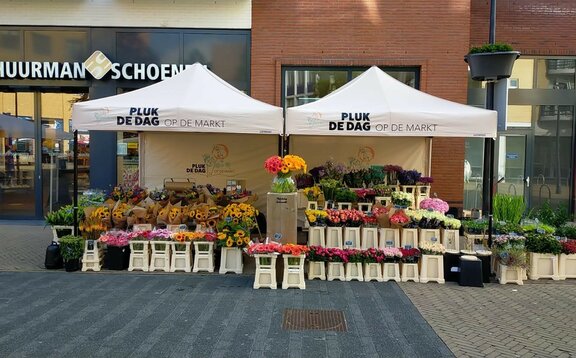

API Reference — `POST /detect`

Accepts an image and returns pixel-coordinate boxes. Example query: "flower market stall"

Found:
[71,62,284,211]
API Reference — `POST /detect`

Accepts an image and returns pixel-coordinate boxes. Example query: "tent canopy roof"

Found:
[285,66,497,138]
[71,63,283,135]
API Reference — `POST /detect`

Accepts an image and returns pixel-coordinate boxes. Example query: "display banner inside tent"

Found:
[290,136,428,177]
[141,132,277,211]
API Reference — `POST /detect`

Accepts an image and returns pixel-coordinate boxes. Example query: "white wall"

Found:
[0,0,251,29]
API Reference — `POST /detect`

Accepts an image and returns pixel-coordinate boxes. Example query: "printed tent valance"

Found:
[285,66,497,138]
[71,63,283,135]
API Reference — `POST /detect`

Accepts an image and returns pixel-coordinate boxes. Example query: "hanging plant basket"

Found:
[464,51,520,81]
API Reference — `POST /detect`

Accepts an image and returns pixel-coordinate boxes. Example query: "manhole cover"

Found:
[282,309,347,332]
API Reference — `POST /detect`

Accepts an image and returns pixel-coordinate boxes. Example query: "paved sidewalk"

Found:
[0,220,49,271]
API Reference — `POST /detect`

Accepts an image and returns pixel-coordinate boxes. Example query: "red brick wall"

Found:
[471,0,576,55]
[252,0,473,209]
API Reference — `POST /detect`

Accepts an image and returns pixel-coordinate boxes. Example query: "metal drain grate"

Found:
[282,309,347,332]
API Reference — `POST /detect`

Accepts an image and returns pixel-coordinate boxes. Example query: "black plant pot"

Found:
[464,51,520,81]
[105,245,131,270]
[64,259,80,272]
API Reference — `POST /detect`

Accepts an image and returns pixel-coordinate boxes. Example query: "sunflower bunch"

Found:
[92,206,110,221]
[216,220,251,248]
[221,203,258,229]
[189,205,221,229]
[79,215,108,241]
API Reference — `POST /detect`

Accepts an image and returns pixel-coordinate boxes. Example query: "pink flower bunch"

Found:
[363,247,386,263]
[390,210,410,225]
[264,156,283,175]
[372,206,390,217]
[419,198,449,214]
[99,230,130,247]
[129,230,154,241]
[354,188,376,201]
[382,247,403,260]
[246,242,282,255]
[150,228,173,241]
[325,209,365,227]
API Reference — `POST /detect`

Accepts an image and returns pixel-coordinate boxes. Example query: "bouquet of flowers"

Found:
[149,188,170,202]
[264,154,307,193]
[340,209,365,227]
[400,247,421,263]
[305,209,328,226]
[363,248,386,263]
[221,203,258,229]
[382,247,403,262]
[79,215,109,241]
[149,228,172,241]
[391,191,413,208]
[362,213,379,227]
[419,242,446,255]
[99,230,130,247]
[246,242,282,255]
[325,209,344,226]
[303,186,322,201]
[389,210,410,228]
[408,209,444,229]
[341,248,364,263]
[216,221,251,248]
[278,244,310,257]
[325,247,346,262]
[442,217,462,230]
[419,198,449,214]
[307,246,329,262]
[561,239,576,255]
[354,188,376,202]
[384,164,403,184]
[398,169,422,186]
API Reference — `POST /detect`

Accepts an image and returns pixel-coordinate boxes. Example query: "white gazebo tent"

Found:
[285,66,497,183]
[71,63,284,210]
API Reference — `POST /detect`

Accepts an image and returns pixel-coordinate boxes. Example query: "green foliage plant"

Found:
[463,219,488,234]
[493,221,523,235]
[45,205,84,226]
[555,224,576,239]
[525,232,562,255]
[493,194,525,224]
[469,43,514,54]
[529,201,570,228]
[334,188,358,203]
[59,235,85,261]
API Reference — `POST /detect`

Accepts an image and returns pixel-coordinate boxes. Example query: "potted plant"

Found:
[525,232,562,280]
[59,235,85,272]
[559,239,576,280]
[45,205,83,240]
[492,234,528,285]
[464,43,520,81]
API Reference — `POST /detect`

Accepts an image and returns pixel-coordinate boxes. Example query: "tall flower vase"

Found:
[326,226,343,248]
[343,227,361,249]
[559,253,576,280]
[327,262,345,281]
[193,241,214,273]
[271,173,296,193]
[170,241,192,272]
[308,261,326,280]
[128,240,150,272]
[253,254,278,289]
[363,263,384,282]
[361,227,379,249]
[420,254,445,284]
[150,241,171,272]
[345,262,364,281]
[308,226,326,247]
[282,254,306,289]
[383,262,401,282]
[219,247,243,274]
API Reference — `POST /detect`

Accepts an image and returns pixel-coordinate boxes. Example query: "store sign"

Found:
[0,50,189,81]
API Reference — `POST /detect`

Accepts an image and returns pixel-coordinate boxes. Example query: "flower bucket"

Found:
[170,241,191,272]
[254,254,278,289]
[219,247,243,274]
[128,240,150,272]
[193,241,214,273]
[308,261,326,280]
[282,254,306,289]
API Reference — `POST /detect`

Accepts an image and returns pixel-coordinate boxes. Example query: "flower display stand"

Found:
[308,226,326,247]
[374,196,391,207]
[383,262,401,282]
[528,253,560,280]
[51,225,74,243]
[345,262,364,281]
[308,261,326,280]
[497,264,524,285]
[420,255,445,284]
[327,262,346,281]
[415,185,431,209]
[219,247,243,274]
[193,241,214,273]
[253,254,277,289]
[379,228,400,249]
[82,240,103,272]
[441,229,460,252]
[419,229,441,246]
[361,227,379,249]
[343,227,361,249]
[559,254,576,279]
[282,254,306,289]
[363,263,384,282]
[267,192,297,245]
[400,228,419,249]
[337,202,353,210]
[128,240,150,272]
[170,242,192,272]
[326,227,343,248]
[464,233,485,251]
[401,263,419,282]
[150,241,171,272]
[357,202,373,213]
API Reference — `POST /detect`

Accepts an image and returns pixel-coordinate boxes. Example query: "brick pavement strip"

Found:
[399,281,576,358]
